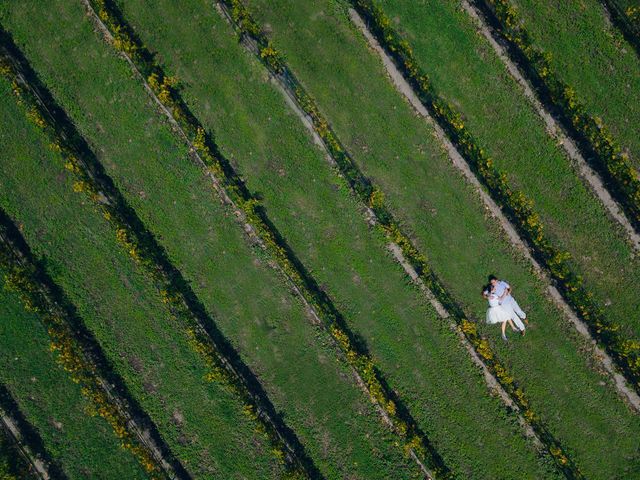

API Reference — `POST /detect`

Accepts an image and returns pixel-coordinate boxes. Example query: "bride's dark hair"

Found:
[481,283,491,296]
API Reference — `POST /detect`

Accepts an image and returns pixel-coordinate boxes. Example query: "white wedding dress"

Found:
[486,294,512,324]
[501,302,526,331]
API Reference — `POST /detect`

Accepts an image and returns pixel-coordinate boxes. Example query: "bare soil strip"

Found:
[0,386,57,480]
[349,7,640,413]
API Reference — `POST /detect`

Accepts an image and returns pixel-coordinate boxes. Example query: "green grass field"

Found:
[372,0,640,389]
[0,73,283,478]
[238,0,640,477]
[0,1,426,477]
[109,0,565,477]
[0,0,638,478]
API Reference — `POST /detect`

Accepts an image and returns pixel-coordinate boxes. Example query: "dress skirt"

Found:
[486,305,512,324]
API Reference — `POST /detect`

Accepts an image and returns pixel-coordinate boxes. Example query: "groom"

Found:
[488,275,528,334]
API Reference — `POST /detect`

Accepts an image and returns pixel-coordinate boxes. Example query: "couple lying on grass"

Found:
[483,275,528,341]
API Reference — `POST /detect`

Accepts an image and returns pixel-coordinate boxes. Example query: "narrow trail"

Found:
[81,1,452,477]
[349,7,640,413]
[0,391,54,480]
[461,0,640,252]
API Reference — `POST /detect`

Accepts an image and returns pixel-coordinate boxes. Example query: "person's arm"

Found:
[498,283,511,300]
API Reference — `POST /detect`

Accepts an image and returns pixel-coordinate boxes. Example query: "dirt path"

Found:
[349,8,640,413]
[0,409,51,480]
[462,0,640,252]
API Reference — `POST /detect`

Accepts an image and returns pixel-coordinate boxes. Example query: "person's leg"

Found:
[503,304,524,331]
[510,298,528,324]
[511,315,526,332]
[501,321,508,341]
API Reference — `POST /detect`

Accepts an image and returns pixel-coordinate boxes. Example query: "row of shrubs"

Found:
[352,0,640,396]
[599,0,640,56]
[91,0,450,476]
[1,25,310,480]
[627,3,640,26]
[476,0,640,231]
[219,0,585,477]
[0,208,161,474]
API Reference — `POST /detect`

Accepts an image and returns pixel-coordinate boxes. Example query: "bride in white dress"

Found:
[484,285,517,341]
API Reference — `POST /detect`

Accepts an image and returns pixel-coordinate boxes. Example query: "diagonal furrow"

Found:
[0,206,186,480]
[598,0,640,58]
[0,27,317,479]
[80,0,455,477]
[0,384,63,480]
[347,0,640,399]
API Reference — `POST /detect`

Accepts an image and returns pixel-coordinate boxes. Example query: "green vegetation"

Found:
[217,0,589,475]
[2,21,313,479]
[366,0,640,391]
[1,0,637,476]
[0,66,281,478]
[341,0,640,392]
[239,0,640,477]
[0,0,422,477]
[105,0,567,478]
[0,270,148,479]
